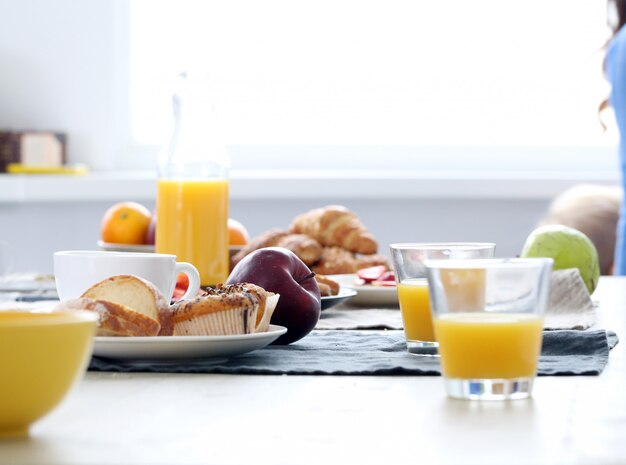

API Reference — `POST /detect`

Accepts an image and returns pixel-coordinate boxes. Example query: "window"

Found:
[130,0,618,173]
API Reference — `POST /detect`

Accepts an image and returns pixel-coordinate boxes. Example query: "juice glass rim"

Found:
[423,257,554,270]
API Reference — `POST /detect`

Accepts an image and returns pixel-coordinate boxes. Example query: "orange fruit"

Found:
[101,202,152,245]
[228,218,250,246]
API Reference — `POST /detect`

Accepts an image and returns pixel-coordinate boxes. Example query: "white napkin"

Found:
[544,268,596,330]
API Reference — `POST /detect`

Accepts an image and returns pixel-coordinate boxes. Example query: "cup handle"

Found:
[174,262,201,301]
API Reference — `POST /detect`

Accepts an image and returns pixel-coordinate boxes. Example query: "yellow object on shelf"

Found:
[6,163,89,175]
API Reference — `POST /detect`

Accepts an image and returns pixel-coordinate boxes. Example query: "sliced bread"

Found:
[81,274,168,323]
[54,297,161,337]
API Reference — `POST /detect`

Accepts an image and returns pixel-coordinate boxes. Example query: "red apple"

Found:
[226,246,321,344]
[144,212,156,245]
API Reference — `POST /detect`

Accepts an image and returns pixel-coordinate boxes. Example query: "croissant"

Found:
[289,205,378,254]
[355,253,390,270]
[312,246,356,275]
[232,228,323,267]
[314,274,340,296]
[311,246,389,275]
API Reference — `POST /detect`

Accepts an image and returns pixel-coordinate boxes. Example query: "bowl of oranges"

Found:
[98,201,249,260]
[98,201,154,252]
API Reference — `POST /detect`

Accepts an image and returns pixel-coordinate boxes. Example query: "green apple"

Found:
[520,224,600,294]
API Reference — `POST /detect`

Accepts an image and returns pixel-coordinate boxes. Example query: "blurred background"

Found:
[0,0,620,273]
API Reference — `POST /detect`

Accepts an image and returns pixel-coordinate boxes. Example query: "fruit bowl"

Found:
[98,241,243,259]
[97,240,155,253]
[0,309,97,438]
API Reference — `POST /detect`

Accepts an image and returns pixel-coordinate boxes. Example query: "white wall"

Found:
[0,0,615,274]
[0,0,129,170]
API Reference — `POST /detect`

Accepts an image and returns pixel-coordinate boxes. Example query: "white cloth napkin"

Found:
[317,268,597,331]
[544,268,596,330]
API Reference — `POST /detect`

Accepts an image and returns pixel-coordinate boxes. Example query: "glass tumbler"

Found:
[389,242,495,355]
[425,257,553,400]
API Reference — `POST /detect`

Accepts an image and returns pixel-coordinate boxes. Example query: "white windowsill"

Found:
[0,168,619,203]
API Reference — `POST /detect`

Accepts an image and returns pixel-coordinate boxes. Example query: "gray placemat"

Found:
[89,329,618,376]
[316,309,402,330]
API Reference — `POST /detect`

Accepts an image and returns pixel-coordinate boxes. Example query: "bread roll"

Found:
[81,274,168,323]
[55,297,161,337]
[232,228,322,267]
[312,246,357,275]
[314,274,340,296]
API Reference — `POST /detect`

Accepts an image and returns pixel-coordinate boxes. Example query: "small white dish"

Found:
[320,288,358,311]
[327,274,398,307]
[93,324,287,361]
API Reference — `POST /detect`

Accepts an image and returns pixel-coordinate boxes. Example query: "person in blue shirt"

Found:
[606,0,626,274]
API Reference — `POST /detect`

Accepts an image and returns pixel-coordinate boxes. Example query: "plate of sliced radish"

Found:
[328,267,399,307]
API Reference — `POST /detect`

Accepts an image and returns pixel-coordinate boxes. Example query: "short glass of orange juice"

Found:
[425,257,553,400]
[389,243,495,356]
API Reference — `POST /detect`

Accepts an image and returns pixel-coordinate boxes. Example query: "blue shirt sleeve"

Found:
[608,27,626,132]
[607,27,626,274]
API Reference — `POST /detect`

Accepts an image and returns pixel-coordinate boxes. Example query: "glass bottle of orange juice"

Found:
[156,72,229,287]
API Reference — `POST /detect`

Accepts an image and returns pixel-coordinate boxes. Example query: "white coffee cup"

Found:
[53,251,200,302]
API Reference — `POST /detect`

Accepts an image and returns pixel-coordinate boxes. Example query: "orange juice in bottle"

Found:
[156,72,230,286]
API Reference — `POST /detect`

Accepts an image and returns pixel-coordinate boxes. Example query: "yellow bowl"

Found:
[0,309,97,438]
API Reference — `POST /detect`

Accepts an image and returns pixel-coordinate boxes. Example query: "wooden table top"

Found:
[2,277,625,465]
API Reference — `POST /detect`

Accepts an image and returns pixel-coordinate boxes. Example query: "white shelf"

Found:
[0,169,619,203]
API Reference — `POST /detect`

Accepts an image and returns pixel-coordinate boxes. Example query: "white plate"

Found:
[320,288,358,311]
[98,241,244,257]
[327,274,398,307]
[93,324,287,361]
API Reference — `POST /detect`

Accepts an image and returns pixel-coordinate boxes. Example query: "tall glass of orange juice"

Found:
[156,72,230,287]
[425,257,553,400]
[157,179,228,286]
[390,243,495,356]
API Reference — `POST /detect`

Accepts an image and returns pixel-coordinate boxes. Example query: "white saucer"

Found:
[93,324,287,361]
